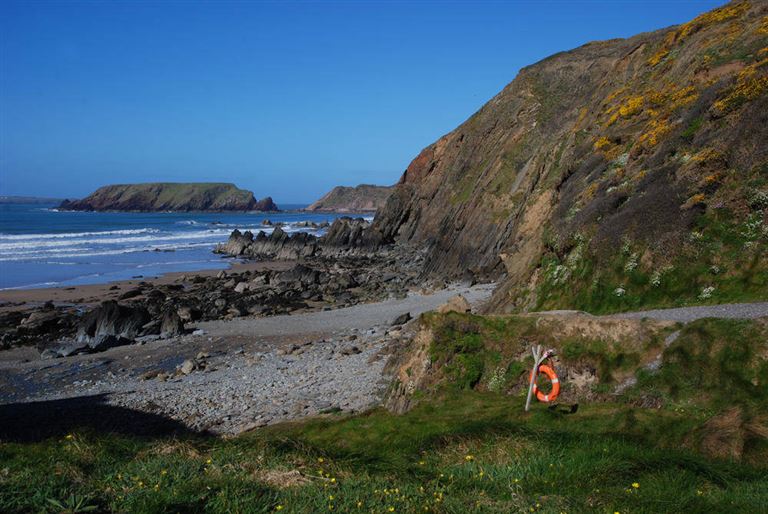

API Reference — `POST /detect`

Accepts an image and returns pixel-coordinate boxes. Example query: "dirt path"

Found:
[605,302,768,322]
[194,283,496,338]
[537,302,768,322]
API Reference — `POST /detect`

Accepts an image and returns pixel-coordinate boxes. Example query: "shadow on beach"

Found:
[0,394,204,442]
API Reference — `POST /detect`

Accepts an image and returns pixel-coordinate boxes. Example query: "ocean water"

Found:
[0,203,370,290]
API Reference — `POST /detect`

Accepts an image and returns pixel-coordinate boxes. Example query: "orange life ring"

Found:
[530,364,560,403]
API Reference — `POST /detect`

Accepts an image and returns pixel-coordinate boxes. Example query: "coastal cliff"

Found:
[369,0,768,313]
[305,184,393,212]
[59,183,278,212]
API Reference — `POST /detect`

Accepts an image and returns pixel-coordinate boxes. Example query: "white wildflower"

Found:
[487,366,507,393]
[698,286,716,300]
[624,252,639,273]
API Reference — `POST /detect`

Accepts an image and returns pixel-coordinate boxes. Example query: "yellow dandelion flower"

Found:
[632,482,640,489]
[275,506,284,512]
[330,477,336,483]
[206,459,212,465]
[318,457,325,463]
[356,501,363,507]
[65,434,74,440]
[328,495,334,501]
[464,455,474,461]
[160,469,167,476]
[388,508,395,512]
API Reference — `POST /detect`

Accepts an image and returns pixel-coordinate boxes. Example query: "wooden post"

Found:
[525,344,543,412]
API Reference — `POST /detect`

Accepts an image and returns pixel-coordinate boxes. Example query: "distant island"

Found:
[0,195,63,204]
[58,183,278,212]
[305,184,393,212]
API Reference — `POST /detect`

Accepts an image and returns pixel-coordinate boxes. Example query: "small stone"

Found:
[391,312,412,326]
[180,359,196,375]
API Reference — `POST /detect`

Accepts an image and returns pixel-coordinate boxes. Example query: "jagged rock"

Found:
[177,305,202,322]
[215,227,318,259]
[118,288,143,300]
[234,281,249,293]
[160,309,185,337]
[77,301,151,343]
[88,334,133,352]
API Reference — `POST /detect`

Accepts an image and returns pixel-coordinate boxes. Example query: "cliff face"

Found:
[305,184,393,212]
[59,183,278,212]
[372,1,768,313]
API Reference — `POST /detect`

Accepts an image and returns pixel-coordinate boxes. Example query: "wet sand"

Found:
[0,260,294,310]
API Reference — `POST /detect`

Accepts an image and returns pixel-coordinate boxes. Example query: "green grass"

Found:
[3,317,765,513]
[2,393,766,513]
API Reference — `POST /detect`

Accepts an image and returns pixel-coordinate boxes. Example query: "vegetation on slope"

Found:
[368,0,768,314]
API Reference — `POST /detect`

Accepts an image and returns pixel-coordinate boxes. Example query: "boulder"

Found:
[180,359,196,375]
[436,294,472,314]
[391,312,412,326]
[277,264,320,286]
[57,340,92,357]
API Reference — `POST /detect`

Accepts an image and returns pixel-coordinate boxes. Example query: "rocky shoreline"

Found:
[1,217,431,355]
[0,215,493,434]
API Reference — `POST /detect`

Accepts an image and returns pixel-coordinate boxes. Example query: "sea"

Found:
[0,202,371,290]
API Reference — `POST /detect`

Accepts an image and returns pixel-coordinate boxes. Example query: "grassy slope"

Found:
[2,317,766,513]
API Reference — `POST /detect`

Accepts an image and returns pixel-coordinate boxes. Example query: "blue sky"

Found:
[0,0,725,204]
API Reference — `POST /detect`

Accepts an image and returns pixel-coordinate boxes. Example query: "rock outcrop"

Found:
[59,183,278,212]
[369,0,768,312]
[215,217,382,259]
[305,184,393,212]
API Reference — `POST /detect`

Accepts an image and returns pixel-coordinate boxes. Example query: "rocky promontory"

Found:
[59,183,278,212]
[305,184,393,212]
